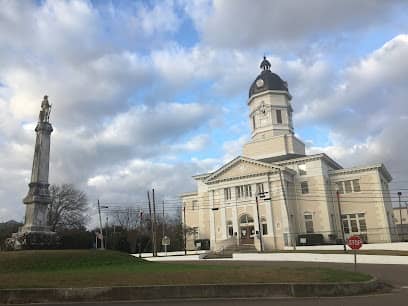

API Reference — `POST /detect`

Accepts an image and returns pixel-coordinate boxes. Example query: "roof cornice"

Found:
[329,163,392,182]
[203,156,295,184]
[275,153,343,170]
[248,90,292,105]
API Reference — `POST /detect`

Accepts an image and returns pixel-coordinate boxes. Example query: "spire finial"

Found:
[260,56,271,71]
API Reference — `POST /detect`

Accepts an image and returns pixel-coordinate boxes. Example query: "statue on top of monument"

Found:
[39,95,51,122]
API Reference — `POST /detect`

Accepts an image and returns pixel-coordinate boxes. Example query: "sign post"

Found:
[347,235,363,272]
[161,236,170,256]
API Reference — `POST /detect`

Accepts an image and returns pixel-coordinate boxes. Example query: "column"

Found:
[209,190,216,249]
[221,205,227,240]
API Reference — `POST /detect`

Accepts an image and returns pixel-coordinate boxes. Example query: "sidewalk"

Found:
[232,253,408,265]
[284,242,408,251]
[141,251,408,265]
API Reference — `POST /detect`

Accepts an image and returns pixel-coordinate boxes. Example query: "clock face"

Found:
[256,78,264,88]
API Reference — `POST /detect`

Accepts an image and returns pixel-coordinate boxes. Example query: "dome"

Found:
[249,57,289,98]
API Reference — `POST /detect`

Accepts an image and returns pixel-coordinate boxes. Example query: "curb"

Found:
[0,278,379,304]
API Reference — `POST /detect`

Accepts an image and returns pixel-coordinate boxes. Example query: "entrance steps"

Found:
[203,243,257,259]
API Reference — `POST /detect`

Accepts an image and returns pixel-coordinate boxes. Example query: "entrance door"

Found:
[240,225,255,244]
[239,214,255,245]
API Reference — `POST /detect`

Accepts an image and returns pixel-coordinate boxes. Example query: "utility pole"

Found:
[183,205,187,255]
[162,200,165,254]
[105,215,109,249]
[162,200,165,237]
[152,188,157,257]
[336,190,347,252]
[147,191,154,256]
[255,195,263,252]
[97,199,104,250]
[398,192,402,241]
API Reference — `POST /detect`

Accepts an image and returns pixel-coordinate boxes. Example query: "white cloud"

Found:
[136,0,181,36]
[303,35,408,194]
[171,134,211,152]
[185,0,406,49]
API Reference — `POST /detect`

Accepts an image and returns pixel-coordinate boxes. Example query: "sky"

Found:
[0,0,407,223]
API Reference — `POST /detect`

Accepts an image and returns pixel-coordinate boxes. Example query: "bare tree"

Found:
[48,184,89,232]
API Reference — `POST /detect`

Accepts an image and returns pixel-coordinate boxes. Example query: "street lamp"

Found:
[255,191,271,253]
[255,193,263,252]
[398,192,402,241]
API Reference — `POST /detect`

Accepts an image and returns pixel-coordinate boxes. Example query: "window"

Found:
[224,188,232,200]
[298,163,307,176]
[342,217,350,234]
[236,186,243,199]
[256,183,265,194]
[252,116,256,129]
[276,109,282,124]
[192,200,198,210]
[300,181,309,194]
[342,213,367,235]
[236,184,252,199]
[344,180,352,193]
[245,185,252,197]
[352,179,361,192]
[359,218,367,232]
[304,213,314,233]
[336,182,344,194]
[350,218,358,232]
[240,214,254,224]
[193,227,199,240]
[336,179,361,193]
[261,217,268,235]
[227,221,233,237]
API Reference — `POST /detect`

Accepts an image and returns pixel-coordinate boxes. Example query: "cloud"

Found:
[304,35,408,194]
[86,158,211,204]
[171,134,211,152]
[185,0,405,49]
[298,35,408,139]
[0,0,407,223]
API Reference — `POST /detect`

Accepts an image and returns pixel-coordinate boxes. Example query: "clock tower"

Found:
[243,57,306,161]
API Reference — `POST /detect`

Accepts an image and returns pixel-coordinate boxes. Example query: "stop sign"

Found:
[347,235,363,250]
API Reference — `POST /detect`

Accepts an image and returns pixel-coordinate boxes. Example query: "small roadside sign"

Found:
[162,236,170,246]
[347,235,363,272]
[161,236,170,256]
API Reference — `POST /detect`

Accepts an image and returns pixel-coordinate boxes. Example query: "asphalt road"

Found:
[5,261,408,306]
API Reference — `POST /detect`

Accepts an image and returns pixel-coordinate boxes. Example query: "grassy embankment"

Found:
[0,250,371,288]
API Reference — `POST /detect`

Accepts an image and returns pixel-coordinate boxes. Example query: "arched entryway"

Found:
[239,214,255,244]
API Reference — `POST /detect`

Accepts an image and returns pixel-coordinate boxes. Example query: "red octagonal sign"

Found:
[347,235,363,250]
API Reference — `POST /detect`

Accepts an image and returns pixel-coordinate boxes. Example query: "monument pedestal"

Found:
[7,231,59,250]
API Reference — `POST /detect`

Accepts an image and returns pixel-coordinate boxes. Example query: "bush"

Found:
[59,230,94,249]
[297,233,324,246]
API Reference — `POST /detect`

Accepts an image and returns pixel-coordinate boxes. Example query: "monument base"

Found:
[5,231,60,251]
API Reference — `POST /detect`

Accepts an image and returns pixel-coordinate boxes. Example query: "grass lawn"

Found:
[0,250,371,289]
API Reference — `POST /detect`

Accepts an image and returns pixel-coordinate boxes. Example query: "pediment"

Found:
[205,156,281,183]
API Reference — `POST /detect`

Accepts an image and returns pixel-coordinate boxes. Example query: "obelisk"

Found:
[7,96,57,250]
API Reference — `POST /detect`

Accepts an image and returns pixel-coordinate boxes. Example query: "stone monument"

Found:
[6,95,58,250]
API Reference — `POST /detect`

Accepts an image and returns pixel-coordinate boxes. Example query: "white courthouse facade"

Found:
[181,58,396,251]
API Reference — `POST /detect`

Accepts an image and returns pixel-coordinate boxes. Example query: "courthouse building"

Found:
[181,57,396,251]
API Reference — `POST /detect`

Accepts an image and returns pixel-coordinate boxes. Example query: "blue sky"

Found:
[0,0,407,222]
